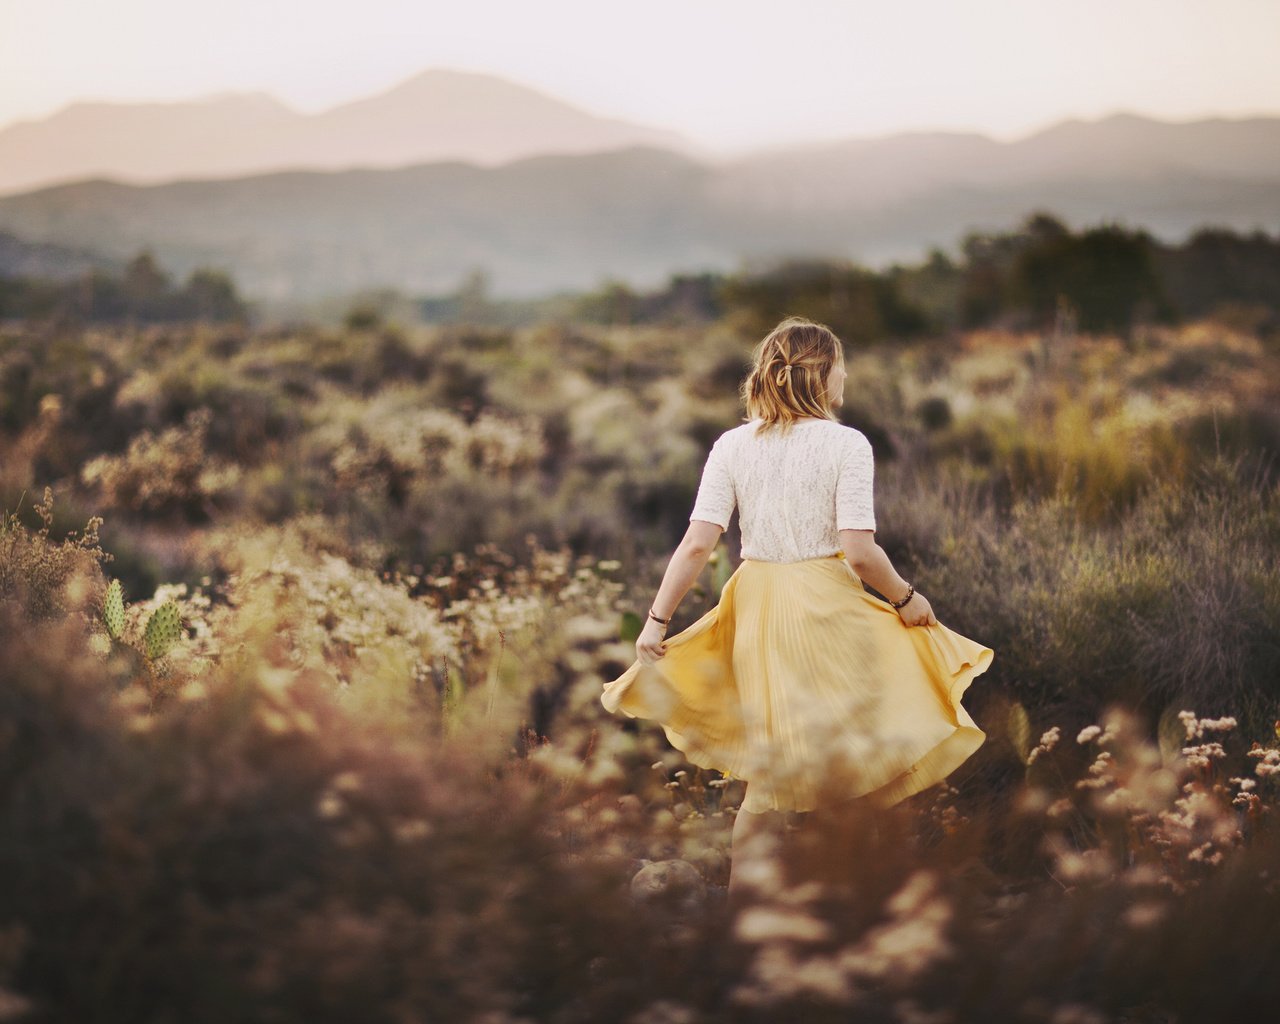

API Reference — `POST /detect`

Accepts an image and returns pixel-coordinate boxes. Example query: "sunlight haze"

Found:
[2,0,1278,153]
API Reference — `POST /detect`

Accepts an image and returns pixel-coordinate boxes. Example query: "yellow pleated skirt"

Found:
[601,552,993,814]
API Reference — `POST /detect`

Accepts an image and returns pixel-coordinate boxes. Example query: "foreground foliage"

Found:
[1,310,1278,1019]
[0,484,1278,1021]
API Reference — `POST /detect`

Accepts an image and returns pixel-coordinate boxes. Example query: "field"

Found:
[2,312,1279,1022]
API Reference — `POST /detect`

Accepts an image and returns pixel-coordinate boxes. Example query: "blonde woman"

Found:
[601,315,993,900]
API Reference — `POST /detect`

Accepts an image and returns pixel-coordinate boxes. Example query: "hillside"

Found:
[0,69,694,196]
[0,113,1276,303]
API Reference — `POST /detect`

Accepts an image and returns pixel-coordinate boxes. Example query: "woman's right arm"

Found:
[839,529,936,626]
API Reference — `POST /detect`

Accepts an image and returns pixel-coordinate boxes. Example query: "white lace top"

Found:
[689,417,876,563]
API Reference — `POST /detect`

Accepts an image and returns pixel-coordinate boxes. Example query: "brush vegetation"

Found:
[1,302,1279,1021]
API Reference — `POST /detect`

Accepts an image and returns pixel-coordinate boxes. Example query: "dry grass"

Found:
[1,314,1278,1019]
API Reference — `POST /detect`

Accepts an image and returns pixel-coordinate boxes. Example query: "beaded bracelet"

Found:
[890,583,915,610]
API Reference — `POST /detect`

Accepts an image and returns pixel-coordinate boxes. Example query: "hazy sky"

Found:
[3,0,1277,151]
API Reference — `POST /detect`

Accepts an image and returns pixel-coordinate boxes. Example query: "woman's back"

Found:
[689,417,877,563]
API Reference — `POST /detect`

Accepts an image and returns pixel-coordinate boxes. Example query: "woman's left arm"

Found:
[635,519,724,664]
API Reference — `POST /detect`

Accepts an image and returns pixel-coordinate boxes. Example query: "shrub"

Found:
[915,453,1280,738]
[0,485,110,623]
[80,408,243,522]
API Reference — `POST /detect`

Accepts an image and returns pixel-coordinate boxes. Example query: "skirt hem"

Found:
[602,554,994,815]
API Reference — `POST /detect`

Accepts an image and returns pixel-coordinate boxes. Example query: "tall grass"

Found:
[886,451,1280,743]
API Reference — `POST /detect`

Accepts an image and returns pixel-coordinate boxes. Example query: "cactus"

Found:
[103,578,124,640]
[144,601,183,661]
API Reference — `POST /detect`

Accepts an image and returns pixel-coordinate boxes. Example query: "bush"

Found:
[80,408,243,522]
[3,577,1280,1021]
[0,485,110,623]
[914,454,1280,738]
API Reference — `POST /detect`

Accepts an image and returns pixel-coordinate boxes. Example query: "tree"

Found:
[181,268,247,323]
[122,250,172,319]
[721,259,928,344]
[1010,222,1174,333]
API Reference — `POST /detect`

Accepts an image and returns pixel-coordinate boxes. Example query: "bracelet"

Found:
[648,609,672,626]
[890,583,915,610]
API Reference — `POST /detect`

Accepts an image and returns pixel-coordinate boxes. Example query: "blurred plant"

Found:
[917,451,1280,739]
[2,498,1280,1021]
[708,544,734,599]
[1,296,1279,1019]
[80,406,243,521]
[0,484,110,622]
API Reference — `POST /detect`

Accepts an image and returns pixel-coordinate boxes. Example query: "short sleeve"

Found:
[835,432,876,531]
[689,436,735,529]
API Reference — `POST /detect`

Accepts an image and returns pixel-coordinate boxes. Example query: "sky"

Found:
[2,0,1278,153]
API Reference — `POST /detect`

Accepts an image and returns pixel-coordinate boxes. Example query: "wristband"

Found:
[890,583,915,610]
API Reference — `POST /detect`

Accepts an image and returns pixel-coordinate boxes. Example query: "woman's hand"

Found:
[636,618,669,665]
[897,590,937,627]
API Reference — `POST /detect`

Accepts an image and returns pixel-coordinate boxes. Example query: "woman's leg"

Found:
[727,792,785,904]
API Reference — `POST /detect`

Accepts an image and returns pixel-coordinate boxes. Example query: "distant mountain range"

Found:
[0,231,117,280]
[0,70,1276,308]
[0,69,695,196]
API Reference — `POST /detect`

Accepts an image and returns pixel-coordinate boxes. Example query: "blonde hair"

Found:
[740,316,844,435]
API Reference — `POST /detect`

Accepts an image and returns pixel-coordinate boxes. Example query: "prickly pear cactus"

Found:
[144,601,183,661]
[103,578,125,640]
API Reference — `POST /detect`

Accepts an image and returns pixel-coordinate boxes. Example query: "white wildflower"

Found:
[735,906,833,944]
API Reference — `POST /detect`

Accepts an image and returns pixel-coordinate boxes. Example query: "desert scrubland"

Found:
[2,279,1279,1020]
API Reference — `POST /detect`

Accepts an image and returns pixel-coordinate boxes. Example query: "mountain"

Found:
[0,230,119,280]
[0,148,719,301]
[0,113,1275,306]
[0,69,694,196]
[711,112,1280,212]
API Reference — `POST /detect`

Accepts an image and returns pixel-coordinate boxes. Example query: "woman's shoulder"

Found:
[808,419,872,450]
[715,417,871,450]
[716,420,763,446]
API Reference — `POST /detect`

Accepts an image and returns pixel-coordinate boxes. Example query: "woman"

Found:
[600,316,993,898]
